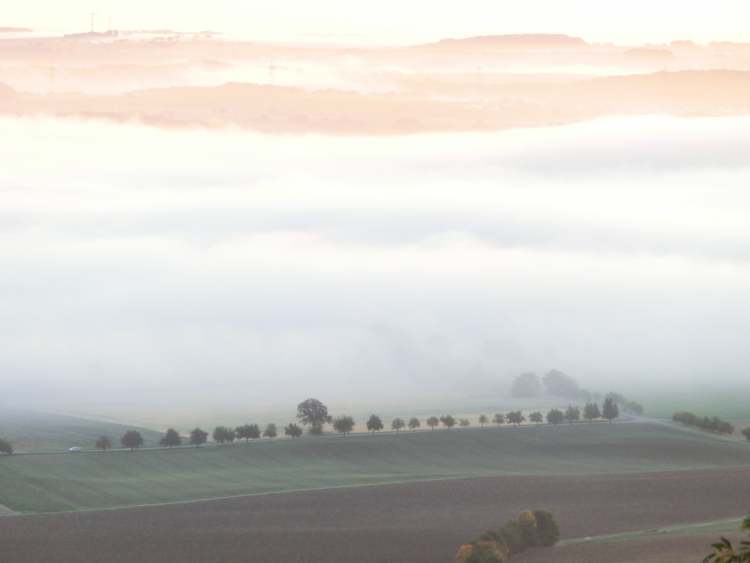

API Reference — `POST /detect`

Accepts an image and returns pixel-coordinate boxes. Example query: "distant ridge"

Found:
[422,33,588,49]
[0,27,32,33]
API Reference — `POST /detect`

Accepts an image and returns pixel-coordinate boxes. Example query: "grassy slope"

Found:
[2,422,750,513]
[0,409,161,452]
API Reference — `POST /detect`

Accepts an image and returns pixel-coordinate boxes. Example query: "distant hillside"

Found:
[0,409,161,452]
[423,33,588,49]
[0,27,32,33]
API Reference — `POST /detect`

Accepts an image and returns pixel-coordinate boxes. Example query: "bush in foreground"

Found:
[465,510,559,561]
[743,428,750,442]
[704,514,750,562]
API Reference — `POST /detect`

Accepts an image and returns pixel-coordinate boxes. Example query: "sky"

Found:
[5,0,750,44]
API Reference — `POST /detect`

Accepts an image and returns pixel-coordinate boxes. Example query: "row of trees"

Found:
[673,412,736,435]
[0,397,626,455]
[95,422,307,451]
[326,400,620,437]
[457,510,560,562]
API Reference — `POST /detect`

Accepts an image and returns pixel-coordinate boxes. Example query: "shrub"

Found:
[533,510,560,547]
[742,428,750,442]
[673,411,735,435]
[497,519,526,554]
[466,510,559,561]
[518,511,539,548]
[456,541,509,563]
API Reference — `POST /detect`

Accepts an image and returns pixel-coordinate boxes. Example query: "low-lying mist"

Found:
[2,115,750,419]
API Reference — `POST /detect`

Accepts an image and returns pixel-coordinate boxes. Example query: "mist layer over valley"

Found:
[2,114,749,423]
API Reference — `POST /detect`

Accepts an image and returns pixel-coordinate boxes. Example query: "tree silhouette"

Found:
[564,405,580,424]
[284,423,303,439]
[391,417,405,432]
[408,417,421,431]
[507,411,525,427]
[95,435,112,451]
[583,402,601,423]
[160,428,182,447]
[440,415,457,429]
[263,423,278,439]
[602,398,619,422]
[297,398,332,435]
[478,414,489,427]
[546,409,564,425]
[427,416,440,430]
[121,430,144,451]
[529,412,544,425]
[366,414,384,433]
[189,427,208,447]
[493,413,505,426]
[333,415,355,436]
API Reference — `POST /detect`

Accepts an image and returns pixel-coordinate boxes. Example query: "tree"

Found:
[366,414,384,433]
[506,411,525,427]
[742,428,750,442]
[213,426,231,444]
[511,372,543,398]
[583,402,601,423]
[459,418,471,427]
[546,409,564,425]
[121,430,144,451]
[284,423,303,439]
[493,413,505,426]
[332,415,355,436]
[263,423,278,439]
[543,370,582,399]
[427,416,440,430]
[440,415,457,429]
[602,398,619,422]
[160,428,182,447]
[479,414,489,428]
[0,438,14,455]
[529,412,544,425]
[235,424,255,442]
[95,435,112,451]
[297,398,331,435]
[189,427,208,447]
[391,417,405,432]
[408,417,421,431]
[564,405,580,424]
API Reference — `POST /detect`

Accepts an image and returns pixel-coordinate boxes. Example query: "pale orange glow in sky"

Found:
[5,0,750,44]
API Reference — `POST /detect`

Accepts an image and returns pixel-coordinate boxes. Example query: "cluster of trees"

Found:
[704,514,750,562]
[509,371,643,415]
[456,510,560,562]
[673,412,735,435]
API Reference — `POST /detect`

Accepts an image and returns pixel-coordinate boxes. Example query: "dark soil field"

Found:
[1,467,748,563]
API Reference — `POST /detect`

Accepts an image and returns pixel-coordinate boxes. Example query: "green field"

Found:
[0,409,162,452]
[2,421,750,514]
